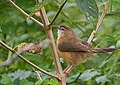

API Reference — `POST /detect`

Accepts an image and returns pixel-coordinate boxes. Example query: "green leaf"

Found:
[74,0,98,19]
[49,78,58,85]
[80,69,101,81]
[95,75,109,84]
[0,74,13,85]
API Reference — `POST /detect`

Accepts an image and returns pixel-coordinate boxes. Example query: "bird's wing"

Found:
[58,40,92,52]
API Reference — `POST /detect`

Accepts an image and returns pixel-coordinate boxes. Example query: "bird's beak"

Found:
[53,25,60,30]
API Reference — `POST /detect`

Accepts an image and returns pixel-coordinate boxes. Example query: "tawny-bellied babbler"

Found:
[56,24,116,76]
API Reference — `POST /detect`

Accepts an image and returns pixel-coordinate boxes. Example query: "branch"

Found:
[0,39,59,80]
[7,0,43,27]
[0,40,43,66]
[48,0,68,27]
[87,1,109,43]
[37,0,66,84]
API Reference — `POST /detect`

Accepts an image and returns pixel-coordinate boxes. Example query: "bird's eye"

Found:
[60,27,66,31]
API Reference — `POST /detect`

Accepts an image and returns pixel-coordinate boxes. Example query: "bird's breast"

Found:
[57,48,91,65]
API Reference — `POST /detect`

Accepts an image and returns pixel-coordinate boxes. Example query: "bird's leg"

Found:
[63,64,74,77]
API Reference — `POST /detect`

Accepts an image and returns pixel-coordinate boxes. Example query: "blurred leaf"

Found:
[1,22,16,35]
[8,70,32,80]
[15,34,29,42]
[112,73,120,77]
[99,57,112,68]
[28,0,53,18]
[35,80,43,85]
[80,69,101,81]
[1,24,9,35]
[95,75,109,84]
[116,40,120,48]
[0,74,13,85]
[49,78,58,85]
[112,73,120,85]
[42,78,58,85]
[108,8,120,17]
[20,79,33,85]
[66,73,80,83]
[0,27,2,33]
[74,0,98,19]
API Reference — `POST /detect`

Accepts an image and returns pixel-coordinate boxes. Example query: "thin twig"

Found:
[34,71,42,80]
[0,39,59,80]
[33,68,43,80]
[37,0,66,84]
[7,0,43,27]
[52,2,85,33]
[87,1,109,43]
[48,0,68,27]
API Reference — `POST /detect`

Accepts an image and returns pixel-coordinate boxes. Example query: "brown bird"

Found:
[56,24,116,76]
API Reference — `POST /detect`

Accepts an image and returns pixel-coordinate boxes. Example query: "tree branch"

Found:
[7,0,43,27]
[87,0,109,43]
[37,0,66,84]
[0,39,59,80]
[48,0,68,27]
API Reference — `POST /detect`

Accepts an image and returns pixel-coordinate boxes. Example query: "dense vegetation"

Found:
[0,0,120,85]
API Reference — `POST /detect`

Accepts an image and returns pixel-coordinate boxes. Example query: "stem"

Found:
[0,39,59,79]
[48,0,68,27]
[7,0,43,27]
[53,2,85,33]
[37,0,66,84]
[87,0,109,43]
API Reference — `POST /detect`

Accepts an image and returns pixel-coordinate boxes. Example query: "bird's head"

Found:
[57,24,75,39]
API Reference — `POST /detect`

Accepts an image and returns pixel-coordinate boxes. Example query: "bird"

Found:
[56,24,116,76]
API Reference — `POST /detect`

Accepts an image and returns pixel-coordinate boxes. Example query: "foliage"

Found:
[75,0,98,25]
[0,0,120,85]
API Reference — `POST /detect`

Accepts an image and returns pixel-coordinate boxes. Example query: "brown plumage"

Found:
[56,24,116,75]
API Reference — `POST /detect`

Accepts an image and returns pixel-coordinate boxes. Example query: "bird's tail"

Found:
[93,48,116,53]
